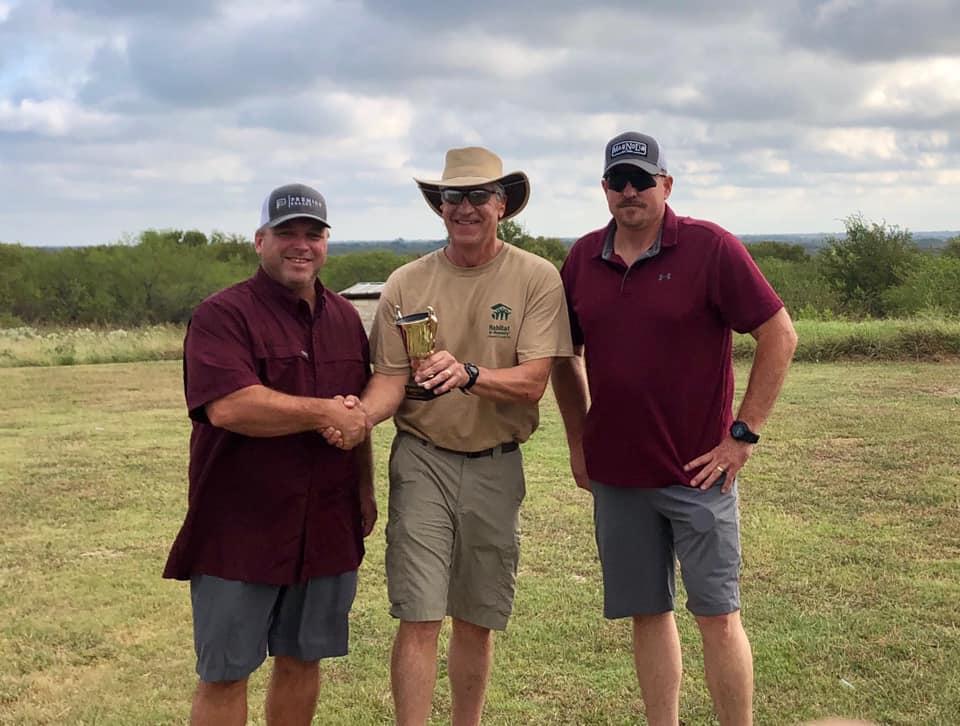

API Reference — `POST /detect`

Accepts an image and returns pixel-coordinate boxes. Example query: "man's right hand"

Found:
[321,396,368,449]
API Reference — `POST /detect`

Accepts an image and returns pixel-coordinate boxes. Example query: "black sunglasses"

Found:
[604,167,659,193]
[440,188,499,206]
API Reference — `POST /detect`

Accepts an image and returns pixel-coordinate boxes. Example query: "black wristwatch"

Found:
[730,420,760,444]
[461,362,480,391]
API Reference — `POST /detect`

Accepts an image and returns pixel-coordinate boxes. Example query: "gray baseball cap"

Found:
[259,183,329,229]
[603,132,668,177]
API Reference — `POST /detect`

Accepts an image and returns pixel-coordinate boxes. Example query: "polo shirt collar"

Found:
[252,266,327,314]
[601,224,662,262]
[594,204,679,263]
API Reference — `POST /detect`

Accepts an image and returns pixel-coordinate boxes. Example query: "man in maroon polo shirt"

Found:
[552,133,798,726]
[163,183,373,726]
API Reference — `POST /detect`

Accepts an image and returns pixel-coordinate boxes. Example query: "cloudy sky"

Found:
[1,0,959,247]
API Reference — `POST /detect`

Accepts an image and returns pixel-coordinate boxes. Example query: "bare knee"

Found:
[398,620,443,646]
[695,610,743,642]
[452,618,492,645]
[632,611,676,637]
[196,677,247,701]
[633,611,674,626]
[272,655,319,681]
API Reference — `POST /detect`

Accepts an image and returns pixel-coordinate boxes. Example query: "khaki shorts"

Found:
[386,432,525,631]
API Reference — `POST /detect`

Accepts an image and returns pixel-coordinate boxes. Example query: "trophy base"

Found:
[404,383,448,401]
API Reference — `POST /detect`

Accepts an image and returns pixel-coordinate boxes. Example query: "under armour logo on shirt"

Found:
[658,273,672,281]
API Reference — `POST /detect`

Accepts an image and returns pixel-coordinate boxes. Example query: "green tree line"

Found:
[1,218,958,326]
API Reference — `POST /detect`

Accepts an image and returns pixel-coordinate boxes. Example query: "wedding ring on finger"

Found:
[715,465,726,474]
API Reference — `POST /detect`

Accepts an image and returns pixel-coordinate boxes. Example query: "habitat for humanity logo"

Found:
[489,303,512,337]
[491,304,512,320]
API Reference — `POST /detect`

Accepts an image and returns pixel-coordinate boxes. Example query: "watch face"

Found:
[731,421,758,443]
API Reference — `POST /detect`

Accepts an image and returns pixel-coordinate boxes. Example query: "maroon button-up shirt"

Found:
[163,267,370,585]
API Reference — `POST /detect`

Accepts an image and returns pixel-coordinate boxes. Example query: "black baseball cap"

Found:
[259,183,329,229]
[603,132,668,177]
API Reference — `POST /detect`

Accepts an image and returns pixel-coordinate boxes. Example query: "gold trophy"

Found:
[394,305,443,400]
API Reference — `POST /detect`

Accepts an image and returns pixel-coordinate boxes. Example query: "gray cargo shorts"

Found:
[190,571,357,682]
[591,480,742,618]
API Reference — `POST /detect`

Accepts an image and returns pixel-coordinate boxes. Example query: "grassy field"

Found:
[0,360,958,725]
[2,318,960,368]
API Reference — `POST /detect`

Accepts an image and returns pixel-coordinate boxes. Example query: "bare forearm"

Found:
[411,352,553,404]
[206,384,342,437]
[361,373,407,426]
[737,309,798,431]
[551,353,589,441]
[468,357,553,404]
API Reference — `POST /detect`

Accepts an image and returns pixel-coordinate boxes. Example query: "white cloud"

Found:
[1,0,959,246]
[0,98,116,136]
[862,57,960,115]
[130,155,255,185]
[814,0,867,25]
[817,128,900,160]
[436,33,569,80]
[934,170,960,184]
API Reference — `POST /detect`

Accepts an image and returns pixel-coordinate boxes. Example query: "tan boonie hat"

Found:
[414,146,530,220]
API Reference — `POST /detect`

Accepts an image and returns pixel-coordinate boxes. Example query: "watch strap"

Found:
[730,419,760,444]
[461,362,479,391]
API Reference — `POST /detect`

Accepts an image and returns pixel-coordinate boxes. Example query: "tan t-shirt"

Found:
[370,243,574,451]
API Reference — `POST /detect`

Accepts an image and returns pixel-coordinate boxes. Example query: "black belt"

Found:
[408,434,519,458]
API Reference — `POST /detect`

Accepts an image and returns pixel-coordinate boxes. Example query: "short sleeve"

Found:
[183,300,262,422]
[369,275,411,375]
[559,254,584,347]
[708,234,784,334]
[516,260,575,362]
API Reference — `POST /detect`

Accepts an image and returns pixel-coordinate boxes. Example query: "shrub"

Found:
[883,255,960,316]
[819,214,918,316]
[746,241,809,262]
[942,235,960,258]
[321,250,414,293]
[754,258,839,319]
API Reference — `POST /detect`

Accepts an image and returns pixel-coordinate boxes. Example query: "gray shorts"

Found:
[190,571,357,682]
[386,432,525,631]
[591,480,741,618]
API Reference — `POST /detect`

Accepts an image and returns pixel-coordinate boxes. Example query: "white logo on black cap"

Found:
[611,141,648,158]
[276,195,323,211]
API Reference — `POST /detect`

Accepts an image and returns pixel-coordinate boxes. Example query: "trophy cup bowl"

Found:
[395,305,443,400]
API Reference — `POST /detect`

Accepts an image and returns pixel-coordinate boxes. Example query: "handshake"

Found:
[320,394,372,450]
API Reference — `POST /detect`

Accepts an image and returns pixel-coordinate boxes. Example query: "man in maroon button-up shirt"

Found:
[163,183,373,726]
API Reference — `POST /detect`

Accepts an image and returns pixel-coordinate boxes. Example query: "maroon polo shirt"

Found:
[561,204,783,489]
[163,267,370,585]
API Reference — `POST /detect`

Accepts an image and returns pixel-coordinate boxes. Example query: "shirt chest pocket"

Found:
[315,350,368,399]
[258,344,312,395]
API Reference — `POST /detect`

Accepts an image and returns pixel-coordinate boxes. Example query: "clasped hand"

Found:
[320,395,371,449]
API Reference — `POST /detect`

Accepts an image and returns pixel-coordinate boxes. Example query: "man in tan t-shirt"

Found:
[360,146,573,726]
